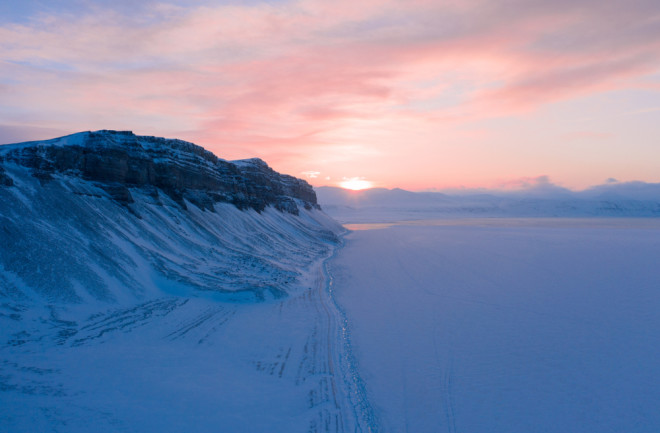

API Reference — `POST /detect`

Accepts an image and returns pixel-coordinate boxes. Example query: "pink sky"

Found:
[1,0,659,190]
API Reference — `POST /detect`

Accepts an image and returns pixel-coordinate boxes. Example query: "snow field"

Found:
[330,218,660,433]
[1,259,365,432]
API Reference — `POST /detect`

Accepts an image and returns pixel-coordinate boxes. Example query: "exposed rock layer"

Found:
[0,130,317,214]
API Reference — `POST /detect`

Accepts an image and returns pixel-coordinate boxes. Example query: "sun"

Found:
[339,177,373,191]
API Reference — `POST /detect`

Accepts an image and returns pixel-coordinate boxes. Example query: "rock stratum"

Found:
[0,129,318,214]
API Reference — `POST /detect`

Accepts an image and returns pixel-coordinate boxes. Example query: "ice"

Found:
[330,218,660,432]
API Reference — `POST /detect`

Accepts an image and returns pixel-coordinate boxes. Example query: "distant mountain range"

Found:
[316,183,660,223]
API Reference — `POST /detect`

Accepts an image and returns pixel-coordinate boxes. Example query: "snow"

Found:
[4,142,660,432]
[316,186,660,222]
[330,217,660,432]
[1,295,344,432]
[0,160,372,431]
[0,228,369,432]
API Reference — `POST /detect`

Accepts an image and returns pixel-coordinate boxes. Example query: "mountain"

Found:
[316,185,660,223]
[0,130,335,303]
[0,129,317,214]
[0,131,373,432]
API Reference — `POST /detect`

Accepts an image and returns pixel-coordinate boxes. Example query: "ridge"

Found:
[0,130,318,214]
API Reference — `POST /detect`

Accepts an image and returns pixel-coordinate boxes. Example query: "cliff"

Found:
[0,130,339,304]
[0,130,318,214]
[0,131,356,432]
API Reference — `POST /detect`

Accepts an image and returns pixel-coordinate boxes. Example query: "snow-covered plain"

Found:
[2,278,368,433]
[330,217,660,432]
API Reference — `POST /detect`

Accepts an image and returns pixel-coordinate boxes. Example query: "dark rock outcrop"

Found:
[0,130,318,214]
[0,166,13,186]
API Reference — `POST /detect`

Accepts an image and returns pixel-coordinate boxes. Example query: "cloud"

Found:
[1,0,659,174]
[467,50,660,114]
[582,180,660,200]
[424,178,660,202]
[488,175,575,197]
[433,175,575,197]
[301,170,321,179]
[497,175,554,189]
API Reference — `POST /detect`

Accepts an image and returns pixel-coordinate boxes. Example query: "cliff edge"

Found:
[0,130,318,214]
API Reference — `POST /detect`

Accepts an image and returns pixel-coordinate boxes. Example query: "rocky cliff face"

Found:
[0,130,318,214]
[0,130,339,305]
[0,132,353,432]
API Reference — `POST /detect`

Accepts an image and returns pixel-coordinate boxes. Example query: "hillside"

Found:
[0,131,372,432]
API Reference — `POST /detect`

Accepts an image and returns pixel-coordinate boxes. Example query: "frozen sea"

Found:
[330,218,660,433]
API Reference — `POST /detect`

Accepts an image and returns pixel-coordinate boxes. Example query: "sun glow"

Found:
[339,177,373,190]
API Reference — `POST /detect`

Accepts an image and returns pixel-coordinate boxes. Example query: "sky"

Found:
[1,0,659,191]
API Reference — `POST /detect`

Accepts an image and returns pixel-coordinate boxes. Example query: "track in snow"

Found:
[0,241,377,433]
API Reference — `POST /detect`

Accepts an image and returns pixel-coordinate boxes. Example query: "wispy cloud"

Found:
[1,0,659,188]
[301,170,321,179]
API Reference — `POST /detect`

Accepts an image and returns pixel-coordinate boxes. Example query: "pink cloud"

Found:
[1,0,659,188]
[466,48,660,115]
[3,1,656,127]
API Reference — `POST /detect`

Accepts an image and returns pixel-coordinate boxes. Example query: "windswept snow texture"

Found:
[0,162,331,303]
[331,218,660,432]
[0,135,373,432]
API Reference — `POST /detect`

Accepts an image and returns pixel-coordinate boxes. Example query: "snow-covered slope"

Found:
[0,131,372,432]
[0,130,333,303]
